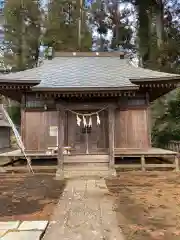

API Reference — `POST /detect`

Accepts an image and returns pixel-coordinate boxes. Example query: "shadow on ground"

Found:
[106,171,180,240]
[0,173,66,220]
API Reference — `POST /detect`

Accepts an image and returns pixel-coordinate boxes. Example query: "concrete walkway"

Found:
[43,178,125,240]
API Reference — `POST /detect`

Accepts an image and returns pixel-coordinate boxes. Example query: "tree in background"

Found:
[118,0,180,147]
[149,0,180,147]
[89,0,134,51]
[152,90,180,147]
[124,0,180,72]
[4,0,41,71]
[108,1,133,50]
[43,0,92,51]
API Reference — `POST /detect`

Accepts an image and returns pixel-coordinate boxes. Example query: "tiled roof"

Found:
[0,56,179,90]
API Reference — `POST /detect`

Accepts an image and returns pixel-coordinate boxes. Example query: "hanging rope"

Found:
[65,105,108,116]
[65,105,108,127]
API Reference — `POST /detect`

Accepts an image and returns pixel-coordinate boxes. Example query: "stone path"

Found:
[0,221,48,239]
[43,178,125,240]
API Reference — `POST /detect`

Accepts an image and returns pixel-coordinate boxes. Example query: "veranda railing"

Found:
[166,141,180,152]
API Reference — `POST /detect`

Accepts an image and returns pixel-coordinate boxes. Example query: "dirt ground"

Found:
[0,173,65,221]
[106,171,180,240]
[1,171,180,240]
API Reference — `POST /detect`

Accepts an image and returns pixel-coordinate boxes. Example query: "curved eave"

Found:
[32,85,139,92]
[131,76,180,83]
[0,79,40,85]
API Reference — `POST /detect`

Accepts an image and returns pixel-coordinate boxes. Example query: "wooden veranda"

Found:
[0,147,179,172]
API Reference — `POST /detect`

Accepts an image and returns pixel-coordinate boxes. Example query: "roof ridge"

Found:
[54,51,125,57]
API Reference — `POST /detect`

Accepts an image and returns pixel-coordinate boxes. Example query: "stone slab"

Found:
[0,221,20,230]
[18,221,48,231]
[0,230,7,237]
[1,231,43,240]
[86,180,96,190]
[43,179,125,240]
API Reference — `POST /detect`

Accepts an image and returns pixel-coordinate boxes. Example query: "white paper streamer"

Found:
[76,114,81,126]
[83,115,87,127]
[88,116,92,127]
[97,113,100,125]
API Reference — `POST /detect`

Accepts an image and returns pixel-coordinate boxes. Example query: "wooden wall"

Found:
[21,109,109,152]
[115,107,151,149]
[0,127,10,149]
[21,97,151,151]
[21,111,58,151]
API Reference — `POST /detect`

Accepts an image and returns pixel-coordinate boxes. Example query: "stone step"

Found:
[63,162,110,178]
[64,162,109,170]
[63,170,110,178]
[64,154,109,163]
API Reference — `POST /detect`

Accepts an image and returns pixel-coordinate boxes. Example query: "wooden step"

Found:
[64,162,109,171]
[63,160,110,178]
[63,169,110,178]
[64,154,109,163]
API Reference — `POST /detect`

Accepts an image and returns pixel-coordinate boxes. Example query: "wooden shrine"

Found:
[0,52,180,175]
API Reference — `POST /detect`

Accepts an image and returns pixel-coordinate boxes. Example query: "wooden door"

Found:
[67,110,108,154]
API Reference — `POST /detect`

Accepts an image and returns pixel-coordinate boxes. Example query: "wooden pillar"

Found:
[21,94,26,146]
[108,104,115,167]
[175,155,179,172]
[57,105,65,178]
[141,155,146,171]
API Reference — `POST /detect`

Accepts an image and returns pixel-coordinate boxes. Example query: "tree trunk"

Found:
[100,34,104,51]
[155,0,164,48]
[136,1,150,65]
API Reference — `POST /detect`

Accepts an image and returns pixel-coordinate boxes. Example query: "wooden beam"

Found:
[57,101,110,111]
[108,104,115,167]
[115,164,141,169]
[145,164,175,168]
[115,163,175,169]
[37,91,137,99]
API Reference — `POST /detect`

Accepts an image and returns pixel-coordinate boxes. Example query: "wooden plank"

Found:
[64,155,109,163]
[4,165,57,171]
[22,111,58,151]
[116,108,150,149]
[114,147,178,156]
[115,164,142,169]
[108,104,115,167]
[115,164,175,169]
[145,164,175,168]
